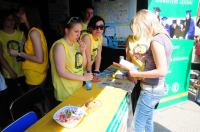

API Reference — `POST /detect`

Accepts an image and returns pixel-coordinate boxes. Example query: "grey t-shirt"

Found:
[142,34,173,86]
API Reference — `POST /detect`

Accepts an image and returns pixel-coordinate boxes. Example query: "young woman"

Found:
[9,6,48,89]
[50,17,93,102]
[81,6,94,32]
[81,15,105,73]
[115,9,173,132]
[0,10,26,99]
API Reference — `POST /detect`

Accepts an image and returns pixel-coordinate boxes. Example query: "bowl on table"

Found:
[53,106,86,128]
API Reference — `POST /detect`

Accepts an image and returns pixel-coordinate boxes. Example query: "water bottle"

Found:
[85,71,92,90]
[85,81,92,90]
[119,56,124,62]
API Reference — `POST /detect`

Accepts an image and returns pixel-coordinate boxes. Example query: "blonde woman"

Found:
[0,10,26,99]
[115,9,173,132]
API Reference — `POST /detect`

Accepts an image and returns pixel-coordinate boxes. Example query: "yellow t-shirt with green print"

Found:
[127,35,145,71]
[0,30,24,79]
[50,38,84,101]
[81,32,102,63]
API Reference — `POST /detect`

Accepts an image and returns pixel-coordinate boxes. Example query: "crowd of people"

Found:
[0,5,104,129]
[154,7,195,40]
[0,3,198,132]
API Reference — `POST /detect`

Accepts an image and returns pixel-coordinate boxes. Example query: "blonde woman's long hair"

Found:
[130,9,168,41]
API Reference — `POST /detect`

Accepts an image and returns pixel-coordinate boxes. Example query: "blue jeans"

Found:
[133,84,165,132]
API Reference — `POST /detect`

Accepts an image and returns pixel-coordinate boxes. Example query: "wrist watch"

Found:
[18,52,22,57]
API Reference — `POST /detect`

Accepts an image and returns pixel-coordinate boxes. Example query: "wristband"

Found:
[18,52,21,57]
[18,52,24,58]
[93,70,100,74]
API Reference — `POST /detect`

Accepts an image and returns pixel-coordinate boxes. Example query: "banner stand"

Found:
[148,0,199,108]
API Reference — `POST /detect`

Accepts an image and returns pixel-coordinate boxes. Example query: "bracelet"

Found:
[86,70,91,73]
[18,52,23,58]
[93,70,100,74]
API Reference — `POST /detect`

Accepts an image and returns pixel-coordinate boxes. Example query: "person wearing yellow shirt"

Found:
[126,35,146,72]
[124,35,147,115]
[9,6,48,90]
[0,10,26,100]
[81,15,105,73]
[50,17,93,102]
[81,6,94,32]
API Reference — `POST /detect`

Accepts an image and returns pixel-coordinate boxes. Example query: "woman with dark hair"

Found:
[9,6,48,90]
[50,17,93,102]
[0,10,26,99]
[81,15,105,73]
[81,6,94,32]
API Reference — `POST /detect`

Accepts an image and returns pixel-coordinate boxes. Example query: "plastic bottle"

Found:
[119,56,124,62]
[85,71,92,90]
[85,81,92,90]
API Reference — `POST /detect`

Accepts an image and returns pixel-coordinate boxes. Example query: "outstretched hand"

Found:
[112,62,121,67]
[112,62,130,70]
[113,62,138,82]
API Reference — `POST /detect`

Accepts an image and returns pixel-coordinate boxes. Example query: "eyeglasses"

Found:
[93,25,104,30]
[66,17,81,25]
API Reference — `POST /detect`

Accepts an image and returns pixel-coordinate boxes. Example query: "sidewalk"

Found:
[154,100,200,132]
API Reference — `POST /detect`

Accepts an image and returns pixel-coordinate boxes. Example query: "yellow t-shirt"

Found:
[81,33,102,63]
[50,38,84,101]
[22,27,48,85]
[81,22,88,31]
[0,30,24,79]
[127,35,145,71]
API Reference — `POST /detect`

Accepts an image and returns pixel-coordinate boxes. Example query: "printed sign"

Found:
[148,0,199,108]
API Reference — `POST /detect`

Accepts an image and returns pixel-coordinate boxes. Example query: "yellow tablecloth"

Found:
[26,84,127,132]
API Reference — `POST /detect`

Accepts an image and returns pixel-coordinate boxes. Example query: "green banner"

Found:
[148,0,199,17]
[158,40,194,108]
[148,0,199,108]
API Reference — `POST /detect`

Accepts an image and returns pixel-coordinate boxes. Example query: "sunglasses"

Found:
[66,17,81,25]
[93,25,104,30]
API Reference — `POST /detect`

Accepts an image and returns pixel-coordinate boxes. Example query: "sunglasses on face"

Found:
[67,17,81,25]
[93,25,104,30]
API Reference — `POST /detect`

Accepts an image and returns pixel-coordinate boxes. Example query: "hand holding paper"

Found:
[113,59,139,71]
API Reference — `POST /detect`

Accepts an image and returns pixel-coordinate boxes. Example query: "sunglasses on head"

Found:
[93,25,104,30]
[66,17,81,25]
